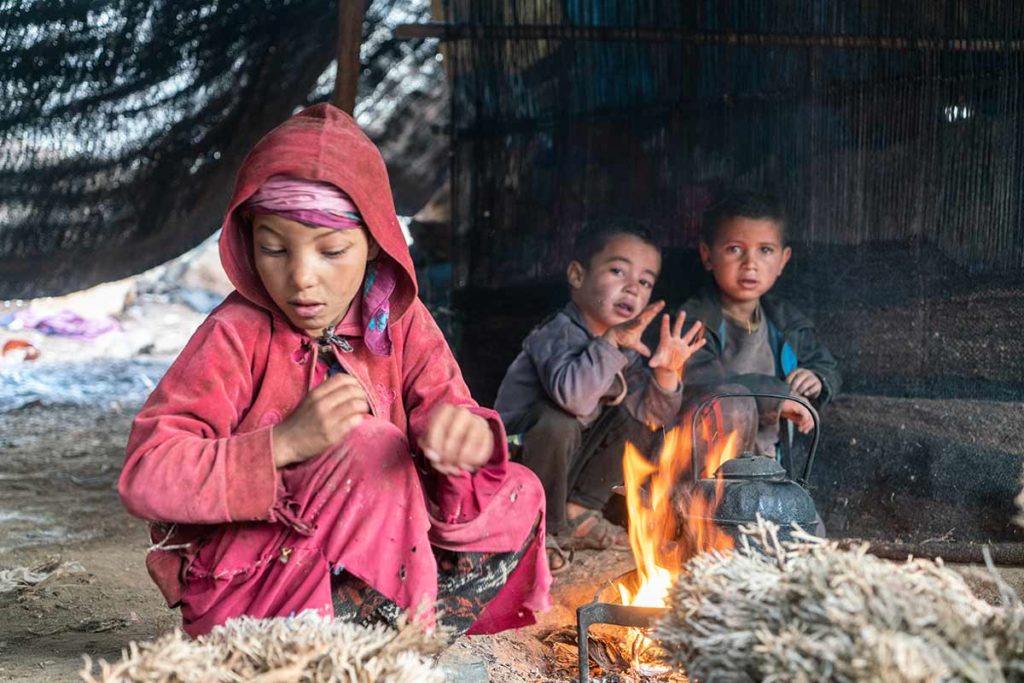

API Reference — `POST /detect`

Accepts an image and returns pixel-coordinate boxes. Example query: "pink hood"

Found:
[219,103,416,330]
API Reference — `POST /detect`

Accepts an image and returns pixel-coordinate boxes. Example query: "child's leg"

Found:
[427,461,550,634]
[330,514,543,637]
[299,418,439,606]
[433,514,540,636]
[181,417,437,636]
[566,404,653,514]
[508,401,583,535]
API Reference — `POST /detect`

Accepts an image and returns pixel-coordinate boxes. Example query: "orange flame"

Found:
[617,424,738,609]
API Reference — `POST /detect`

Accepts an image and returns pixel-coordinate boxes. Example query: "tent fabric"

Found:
[441,0,1024,288]
[0,0,445,298]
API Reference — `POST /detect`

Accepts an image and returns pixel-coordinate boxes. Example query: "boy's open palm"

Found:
[603,300,666,356]
[648,312,706,383]
[419,404,494,476]
[272,373,371,467]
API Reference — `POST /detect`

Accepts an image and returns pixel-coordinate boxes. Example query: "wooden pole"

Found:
[394,22,1024,53]
[431,0,450,72]
[333,0,366,114]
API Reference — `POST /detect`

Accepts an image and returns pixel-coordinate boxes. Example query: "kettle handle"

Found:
[689,392,820,486]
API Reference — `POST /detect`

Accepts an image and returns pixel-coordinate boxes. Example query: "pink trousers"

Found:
[180,418,551,637]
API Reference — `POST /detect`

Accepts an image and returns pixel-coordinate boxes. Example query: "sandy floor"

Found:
[0,403,181,681]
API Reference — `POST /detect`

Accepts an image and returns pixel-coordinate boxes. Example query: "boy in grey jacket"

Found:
[495,226,705,568]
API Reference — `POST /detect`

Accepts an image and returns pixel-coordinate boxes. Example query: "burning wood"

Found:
[655,518,1024,682]
[564,403,830,681]
[617,426,738,613]
[554,425,741,681]
[545,623,685,682]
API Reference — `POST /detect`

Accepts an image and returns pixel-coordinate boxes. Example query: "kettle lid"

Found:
[714,454,786,480]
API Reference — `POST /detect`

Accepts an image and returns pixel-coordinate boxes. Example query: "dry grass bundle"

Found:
[80,611,446,683]
[656,519,1024,683]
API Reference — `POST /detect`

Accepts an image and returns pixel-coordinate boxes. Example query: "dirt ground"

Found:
[0,403,180,682]
[812,394,1024,546]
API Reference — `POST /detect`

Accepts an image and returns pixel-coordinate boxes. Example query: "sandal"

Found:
[560,509,631,551]
[545,536,573,575]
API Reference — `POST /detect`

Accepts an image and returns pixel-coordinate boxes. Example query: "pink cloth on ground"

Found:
[16,309,120,340]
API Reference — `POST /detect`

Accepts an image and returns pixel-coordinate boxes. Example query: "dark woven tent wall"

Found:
[0,0,443,298]
[443,0,1024,282]
[438,0,1024,547]
[440,0,1024,401]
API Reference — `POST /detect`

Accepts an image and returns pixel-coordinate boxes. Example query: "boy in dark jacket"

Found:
[495,226,705,570]
[682,191,841,458]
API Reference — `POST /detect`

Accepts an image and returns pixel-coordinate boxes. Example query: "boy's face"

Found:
[699,216,791,309]
[252,214,379,337]
[567,234,661,336]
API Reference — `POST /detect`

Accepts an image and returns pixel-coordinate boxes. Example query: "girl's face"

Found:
[251,213,379,337]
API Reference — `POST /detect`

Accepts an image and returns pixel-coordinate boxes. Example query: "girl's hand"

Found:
[419,404,494,476]
[648,312,706,391]
[602,300,665,356]
[272,374,370,467]
[786,368,823,399]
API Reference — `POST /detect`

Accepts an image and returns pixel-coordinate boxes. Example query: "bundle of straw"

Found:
[80,611,445,683]
[656,518,1024,682]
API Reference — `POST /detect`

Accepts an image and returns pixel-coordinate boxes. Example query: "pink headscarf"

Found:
[242,176,396,356]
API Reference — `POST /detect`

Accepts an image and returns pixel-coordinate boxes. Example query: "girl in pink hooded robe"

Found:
[119,104,551,638]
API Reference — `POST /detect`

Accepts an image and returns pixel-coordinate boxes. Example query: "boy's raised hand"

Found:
[648,312,706,391]
[786,368,823,400]
[271,373,371,468]
[420,404,494,476]
[602,300,666,356]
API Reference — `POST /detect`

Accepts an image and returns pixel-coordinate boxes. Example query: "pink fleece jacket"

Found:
[118,104,551,636]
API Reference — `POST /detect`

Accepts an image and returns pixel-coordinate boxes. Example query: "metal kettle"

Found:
[686,392,821,541]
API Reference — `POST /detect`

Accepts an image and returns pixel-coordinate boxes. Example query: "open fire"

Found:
[618,424,740,607]
[573,394,821,681]
[613,423,741,671]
